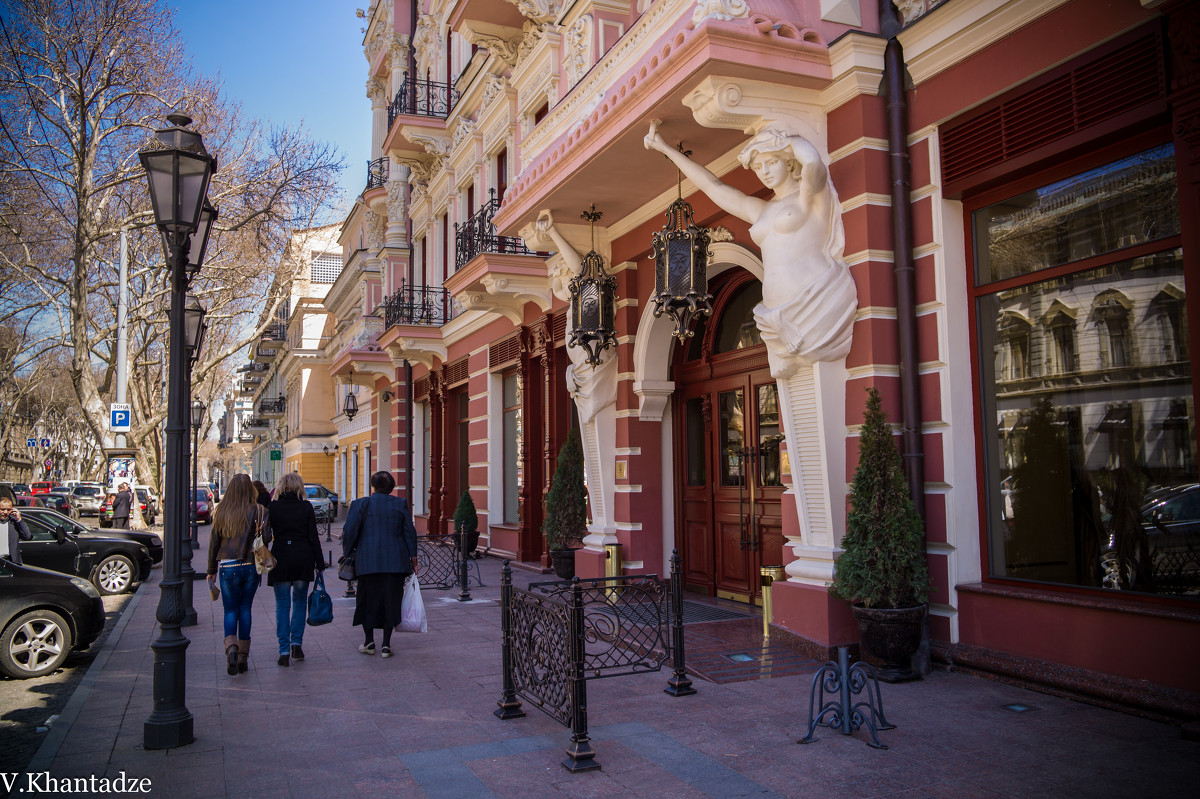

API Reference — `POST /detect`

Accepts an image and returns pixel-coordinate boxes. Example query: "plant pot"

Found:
[851,604,926,683]
[549,548,576,580]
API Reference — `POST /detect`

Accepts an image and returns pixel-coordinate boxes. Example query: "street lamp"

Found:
[180,297,208,626]
[138,113,216,751]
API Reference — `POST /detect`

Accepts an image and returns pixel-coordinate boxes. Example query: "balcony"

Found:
[383,281,461,328]
[237,362,270,374]
[365,157,388,192]
[455,189,534,271]
[252,343,280,363]
[243,417,269,430]
[261,323,286,343]
[388,78,460,127]
[257,397,286,418]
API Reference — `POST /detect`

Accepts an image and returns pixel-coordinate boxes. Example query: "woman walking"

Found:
[268,472,325,666]
[206,474,271,675]
[341,471,418,658]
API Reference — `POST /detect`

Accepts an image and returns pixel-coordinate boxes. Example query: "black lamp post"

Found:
[179,295,207,628]
[139,113,215,750]
[190,398,205,551]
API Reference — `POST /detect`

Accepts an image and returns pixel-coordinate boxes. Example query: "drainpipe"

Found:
[881,0,925,523]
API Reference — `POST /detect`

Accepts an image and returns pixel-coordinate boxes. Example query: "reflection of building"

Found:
[340,0,1200,716]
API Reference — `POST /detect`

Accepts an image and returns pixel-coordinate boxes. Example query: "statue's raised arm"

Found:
[644,120,766,225]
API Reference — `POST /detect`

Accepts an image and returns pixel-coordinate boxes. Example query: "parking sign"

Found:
[26,438,36,448]
[110,403,131,432]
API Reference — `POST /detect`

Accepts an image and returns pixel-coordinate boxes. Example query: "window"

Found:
[972,143,1193,597]
[311,253,341,283]
[714,282,763,354]
[502,372,521,525]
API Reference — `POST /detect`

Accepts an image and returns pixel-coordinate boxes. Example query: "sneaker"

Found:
[380,646,392,659]
[277,654,289,667]
[291,645,305,661]
[358,643,376,655]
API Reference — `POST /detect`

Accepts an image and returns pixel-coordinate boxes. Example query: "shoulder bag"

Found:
[338,499,366,581]
[306,571,333,626]
[252,508,276,575]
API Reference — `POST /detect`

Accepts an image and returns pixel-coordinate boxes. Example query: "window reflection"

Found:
[719,390,744,487]
[757,384,782,487]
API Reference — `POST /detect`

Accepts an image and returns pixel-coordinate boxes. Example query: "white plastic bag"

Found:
[399,575,427,633]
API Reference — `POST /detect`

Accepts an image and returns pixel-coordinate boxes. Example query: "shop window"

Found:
[973,142,1193,597]
[502,372,521,525]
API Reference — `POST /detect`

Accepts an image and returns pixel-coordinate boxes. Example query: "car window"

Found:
[22,514,60,542]
[305,486,325,498]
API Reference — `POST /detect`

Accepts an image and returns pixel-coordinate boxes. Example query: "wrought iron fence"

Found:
[416,533,460,590]
[454,189,534,270]
[257,396,286,415]
[382,281,460,328]
[495,551,695,772]
[261,323,287,342]
[387,77,460,126]
[366,157,388,190]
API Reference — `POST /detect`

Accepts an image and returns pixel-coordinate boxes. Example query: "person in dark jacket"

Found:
[267,471,325,666]
[0,498,32,564]
[341,471,418,658]
[252,480,272,509]
[111,483,133,529]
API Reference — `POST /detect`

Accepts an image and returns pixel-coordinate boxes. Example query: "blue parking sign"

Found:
[110,403,131,432]
[26,438,36,448]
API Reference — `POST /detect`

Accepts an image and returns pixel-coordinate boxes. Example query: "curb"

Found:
[25,578,149,772]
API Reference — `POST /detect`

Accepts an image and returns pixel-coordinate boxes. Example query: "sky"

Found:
[170,0,373,217]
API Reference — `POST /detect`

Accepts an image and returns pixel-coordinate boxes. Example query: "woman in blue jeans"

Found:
[206,474,271,675]
[267,471,325,666]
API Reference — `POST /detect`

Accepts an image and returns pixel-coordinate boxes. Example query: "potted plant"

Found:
[452,489,480,556]
[543,428,587,580]
[830,387,930,682]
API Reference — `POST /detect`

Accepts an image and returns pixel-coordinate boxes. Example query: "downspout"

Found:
[881,0,925,523]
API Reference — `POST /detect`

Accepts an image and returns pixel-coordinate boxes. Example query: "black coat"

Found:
[266,492,324,585]
[112,489,132,519]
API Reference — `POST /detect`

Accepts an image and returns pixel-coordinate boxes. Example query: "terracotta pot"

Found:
[549,548,576,580]
[851,604,926,683]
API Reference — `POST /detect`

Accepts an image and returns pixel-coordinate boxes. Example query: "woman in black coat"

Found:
[267,472,325,666]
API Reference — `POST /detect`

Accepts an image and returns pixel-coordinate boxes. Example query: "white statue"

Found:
[644,121,856,379]
[535,210,618,425]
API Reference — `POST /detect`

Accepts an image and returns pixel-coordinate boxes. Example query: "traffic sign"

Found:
[40,438,50,448]
[110,403,131,433]
[26,438,36,448]
[270,450,282,461]
[43,458,52,469]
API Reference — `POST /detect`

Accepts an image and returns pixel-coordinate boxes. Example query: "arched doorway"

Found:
[673,270,784,604]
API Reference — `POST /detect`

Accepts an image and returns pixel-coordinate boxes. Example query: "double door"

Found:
[677,369,784,604]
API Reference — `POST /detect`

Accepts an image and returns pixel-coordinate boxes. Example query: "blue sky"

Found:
[171,0,372,216]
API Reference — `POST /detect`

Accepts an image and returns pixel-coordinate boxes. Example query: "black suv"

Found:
[0,560,105,678]
[20,507,163,565]
[16,509,153,595]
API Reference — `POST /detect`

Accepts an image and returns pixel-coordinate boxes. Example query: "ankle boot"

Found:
[224,636,239,676]
[237,639,250,673]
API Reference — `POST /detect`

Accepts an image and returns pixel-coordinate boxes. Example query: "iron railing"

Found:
[243,417,268,429]
[387,77,460,126]
[495,551,695,772]
[257,397,286,416]
[454,189,534,270]
[366,157,389,190]
[382,281,461,328]
[261,323,287,342]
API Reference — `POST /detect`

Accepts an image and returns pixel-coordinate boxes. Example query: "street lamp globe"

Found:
[164,201,218,277]
[138,114,216,235]
[183,294,207,352]
[190,400,205,431]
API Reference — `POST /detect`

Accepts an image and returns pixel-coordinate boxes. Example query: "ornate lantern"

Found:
[343,369,359,421]
[567,206,618,367]
[650,144,713,340]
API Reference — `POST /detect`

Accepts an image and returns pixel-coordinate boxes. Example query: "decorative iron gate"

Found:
[495,551,696,772]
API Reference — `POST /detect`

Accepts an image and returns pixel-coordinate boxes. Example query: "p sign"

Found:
[110,403,131,433]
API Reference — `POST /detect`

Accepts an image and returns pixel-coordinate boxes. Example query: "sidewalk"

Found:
[21,524,1199,798]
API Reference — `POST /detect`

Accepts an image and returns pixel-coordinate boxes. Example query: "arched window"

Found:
[713,282,763,354]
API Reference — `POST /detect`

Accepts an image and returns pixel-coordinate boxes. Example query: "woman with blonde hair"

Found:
[267,472,325,666]
[207,473,272,675]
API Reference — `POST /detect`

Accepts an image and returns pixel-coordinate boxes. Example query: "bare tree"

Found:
[0,0,344,487]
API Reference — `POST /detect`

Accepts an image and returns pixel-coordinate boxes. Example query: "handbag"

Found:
[337,549,356,581]
[252,510,276,575]
[306,571,333,626]
[398,575,427,633]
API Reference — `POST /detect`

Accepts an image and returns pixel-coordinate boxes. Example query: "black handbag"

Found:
[337,549,356,581]
[307,572,333,626]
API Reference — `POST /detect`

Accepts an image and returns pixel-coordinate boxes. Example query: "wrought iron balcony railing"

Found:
[261,323,287,342]
[243,417,269,429]
[383,281,461,328]
[258,397,286,416]
[455,189,534,270]
[366,157,389,190]
[388,78,460,126]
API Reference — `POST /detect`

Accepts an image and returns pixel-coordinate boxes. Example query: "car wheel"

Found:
[0,609,73,679]
[94,554,135,595]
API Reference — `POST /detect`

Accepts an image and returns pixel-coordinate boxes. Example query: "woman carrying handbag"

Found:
[207,474,272,676]
[267,472,326,666]
[340,471,418,658]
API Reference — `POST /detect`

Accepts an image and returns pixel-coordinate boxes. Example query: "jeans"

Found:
[218,562,259,639]
[273,580,309,655]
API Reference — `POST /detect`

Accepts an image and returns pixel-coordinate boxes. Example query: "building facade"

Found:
[343,0,1199,715]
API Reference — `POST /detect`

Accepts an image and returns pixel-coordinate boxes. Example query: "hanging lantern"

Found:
[343,369,359,421]
[567,206,618,367]
[650,143,713,341]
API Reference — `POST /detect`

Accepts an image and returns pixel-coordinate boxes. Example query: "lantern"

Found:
[567,206,618,367]
[650,144,712,341]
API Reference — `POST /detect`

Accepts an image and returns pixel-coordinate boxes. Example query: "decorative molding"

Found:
[510,0,562,25]
[480,274,553,312]
[465,28,525,69]
[691,0,750,25]
[633,380,675,422]
[414,13,440,78]
[387,179,407,221]
[366,77,386,104]
[684,76,825,144]
[452,117,478,147]
[709,226,734,242]
[481,74,509,109]
[564,15,594,89]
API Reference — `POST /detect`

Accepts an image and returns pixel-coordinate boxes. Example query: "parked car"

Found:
[0,559,105,678]
[69,485,105,518]
[17,510,153,595]
[304,484,338,521]
[134,486,159,523]
[1,482,31,496]
[99,489,156,527]
[21,507,163,565]
[13,494,45,508]
[30,481,57,495]
[1139,483,1200,593]
[191,489,213,524]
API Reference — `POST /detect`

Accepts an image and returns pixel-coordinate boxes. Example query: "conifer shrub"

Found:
[542,428,587,551]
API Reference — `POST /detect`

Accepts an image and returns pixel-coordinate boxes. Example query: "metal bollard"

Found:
[604,543,622,600]
[760,565,785,639]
